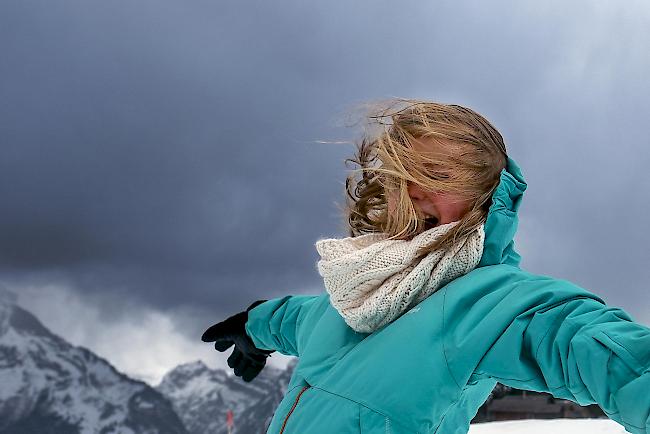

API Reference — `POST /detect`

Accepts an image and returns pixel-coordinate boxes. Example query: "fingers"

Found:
[227,348,268,382]
[227,348,243,372]
[201,321,225,342]
[201,311,245,342]
[201,321,235,351]
[241,363,263,382]
[202,312,269,383]
[214,339,233,352]
[239,354,266,382]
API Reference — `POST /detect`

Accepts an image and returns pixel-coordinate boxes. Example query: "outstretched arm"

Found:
[245,294,323,357]
[444,267,650,434]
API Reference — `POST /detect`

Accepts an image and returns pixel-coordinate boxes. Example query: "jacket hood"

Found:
[477,156,527,268]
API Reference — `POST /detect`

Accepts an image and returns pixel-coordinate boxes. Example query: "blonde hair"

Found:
[342,97,507,256]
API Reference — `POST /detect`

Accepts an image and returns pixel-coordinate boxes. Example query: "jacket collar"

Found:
[477,156,527,268]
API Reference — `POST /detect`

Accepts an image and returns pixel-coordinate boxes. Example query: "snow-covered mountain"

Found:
[0,289,188,434]
[235,361,295,434]
[156,358,297,434]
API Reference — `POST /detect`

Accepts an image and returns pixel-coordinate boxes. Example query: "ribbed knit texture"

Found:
[315,220,485,333]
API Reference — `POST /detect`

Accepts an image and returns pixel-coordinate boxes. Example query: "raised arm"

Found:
[443,266,650,434]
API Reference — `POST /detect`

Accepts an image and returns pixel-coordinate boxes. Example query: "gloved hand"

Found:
[201,299,274,382]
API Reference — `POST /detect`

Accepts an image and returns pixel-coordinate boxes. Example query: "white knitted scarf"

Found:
[315,221,485,333]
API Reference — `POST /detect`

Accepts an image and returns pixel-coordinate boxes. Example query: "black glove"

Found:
[201,299,274,382]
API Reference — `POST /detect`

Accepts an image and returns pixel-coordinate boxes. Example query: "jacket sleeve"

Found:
[244,294,321,357]
[444,269,650,434]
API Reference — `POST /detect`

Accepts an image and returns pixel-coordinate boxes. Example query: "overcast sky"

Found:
[1,0,649,384]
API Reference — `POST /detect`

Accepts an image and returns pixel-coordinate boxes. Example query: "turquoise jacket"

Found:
[245,157,650,434]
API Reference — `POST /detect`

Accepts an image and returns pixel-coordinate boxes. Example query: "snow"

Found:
[468,418,628,434]
[0,301,185,434]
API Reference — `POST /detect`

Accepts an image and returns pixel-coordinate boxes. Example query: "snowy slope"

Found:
[468,418,628,434]
[0,289,188,434]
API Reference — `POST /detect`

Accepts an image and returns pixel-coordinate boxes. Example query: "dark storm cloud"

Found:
[0,0,358,309]
[1,0,649,342]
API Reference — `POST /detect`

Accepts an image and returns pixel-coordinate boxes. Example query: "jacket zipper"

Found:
[279,385,310,434]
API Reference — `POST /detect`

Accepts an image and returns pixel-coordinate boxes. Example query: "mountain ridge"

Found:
[0,291,188,434]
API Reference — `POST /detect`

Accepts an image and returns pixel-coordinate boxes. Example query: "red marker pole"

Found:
[226,409,234,434]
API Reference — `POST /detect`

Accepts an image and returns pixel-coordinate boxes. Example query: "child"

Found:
[202,99,650,434]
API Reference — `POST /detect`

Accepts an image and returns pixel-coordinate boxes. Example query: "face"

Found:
[386,138,473,228]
